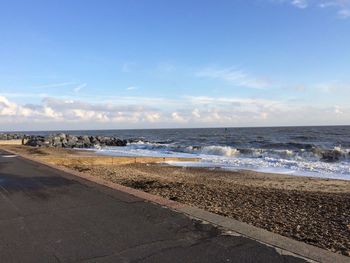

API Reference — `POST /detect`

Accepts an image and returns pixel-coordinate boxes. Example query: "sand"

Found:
[2,145,350,256]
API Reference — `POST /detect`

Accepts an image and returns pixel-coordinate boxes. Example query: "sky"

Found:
[0,0,350,131]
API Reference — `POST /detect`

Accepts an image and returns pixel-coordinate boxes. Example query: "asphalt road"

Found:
[0,149,308,263]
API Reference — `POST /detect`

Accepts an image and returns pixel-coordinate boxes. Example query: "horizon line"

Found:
[1,124,350,134]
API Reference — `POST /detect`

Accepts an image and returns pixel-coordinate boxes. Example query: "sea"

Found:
[26,126,350,180]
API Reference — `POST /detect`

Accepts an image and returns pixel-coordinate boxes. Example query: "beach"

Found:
[2,3,350,262]
[2,144,350,257]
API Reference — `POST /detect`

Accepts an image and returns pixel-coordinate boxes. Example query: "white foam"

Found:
[88,143,350,181]
[188,145,239,156]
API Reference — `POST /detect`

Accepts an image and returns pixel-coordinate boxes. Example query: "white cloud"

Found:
[43,106,62,119]
[333,105,343,114]
[196,67,270,89]
[1,95,350,130]
[192,108,201,118]
[0,96,33,117]
[72,109,109,122]
[171,112,187,123]
[144,112,161,122]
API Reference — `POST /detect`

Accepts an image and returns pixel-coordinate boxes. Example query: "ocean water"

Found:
[28,126,350,180]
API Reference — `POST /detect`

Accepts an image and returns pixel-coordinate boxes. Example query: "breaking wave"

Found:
[91,139,350,180]
[124,140,350,163]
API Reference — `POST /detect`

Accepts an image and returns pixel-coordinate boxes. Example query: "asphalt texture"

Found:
[0,150,309,263]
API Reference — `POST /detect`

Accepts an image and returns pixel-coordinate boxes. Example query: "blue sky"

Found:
[0,0,350,131]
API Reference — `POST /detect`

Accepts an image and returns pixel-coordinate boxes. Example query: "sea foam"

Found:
[91,140,350,180]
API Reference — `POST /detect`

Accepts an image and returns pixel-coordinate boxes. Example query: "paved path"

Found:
[0,150,308,263]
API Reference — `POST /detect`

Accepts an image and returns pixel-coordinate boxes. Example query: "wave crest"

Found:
[185,145,239,157]
[127,140,350,163]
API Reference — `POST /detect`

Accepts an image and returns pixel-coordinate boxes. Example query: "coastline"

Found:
[2,145,350,257]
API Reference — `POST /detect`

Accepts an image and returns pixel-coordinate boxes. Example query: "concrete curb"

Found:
[177,206,348,263]
[2,148,349,263]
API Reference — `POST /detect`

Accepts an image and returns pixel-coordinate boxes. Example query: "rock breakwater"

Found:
[25,133,127,148]
[0,133,127,148]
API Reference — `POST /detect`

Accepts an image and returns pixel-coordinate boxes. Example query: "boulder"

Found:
[321,149,342,162]
[25,136,46,147]
[58,133,66,139]
[0,133,25,140]
[22,133,126,148]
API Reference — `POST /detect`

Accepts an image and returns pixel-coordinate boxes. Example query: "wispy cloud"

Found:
[196,67,271,89]
[74,83,87,93]
[337,7,350,18]
[281,0,350,18]
[316,81,350,93]
[126,86,137,91]
[0,92,48,98]
[156,63,176,73]
[34,82,76,89]
[121,63,135,73]
[291,0,308,8]
[319,0,350,18]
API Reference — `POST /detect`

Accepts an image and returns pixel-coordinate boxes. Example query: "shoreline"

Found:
[1,145,350,256]
[82,145,350,181]
[2,132,349,181]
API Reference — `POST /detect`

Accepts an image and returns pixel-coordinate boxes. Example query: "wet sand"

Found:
[2,145,350,256]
